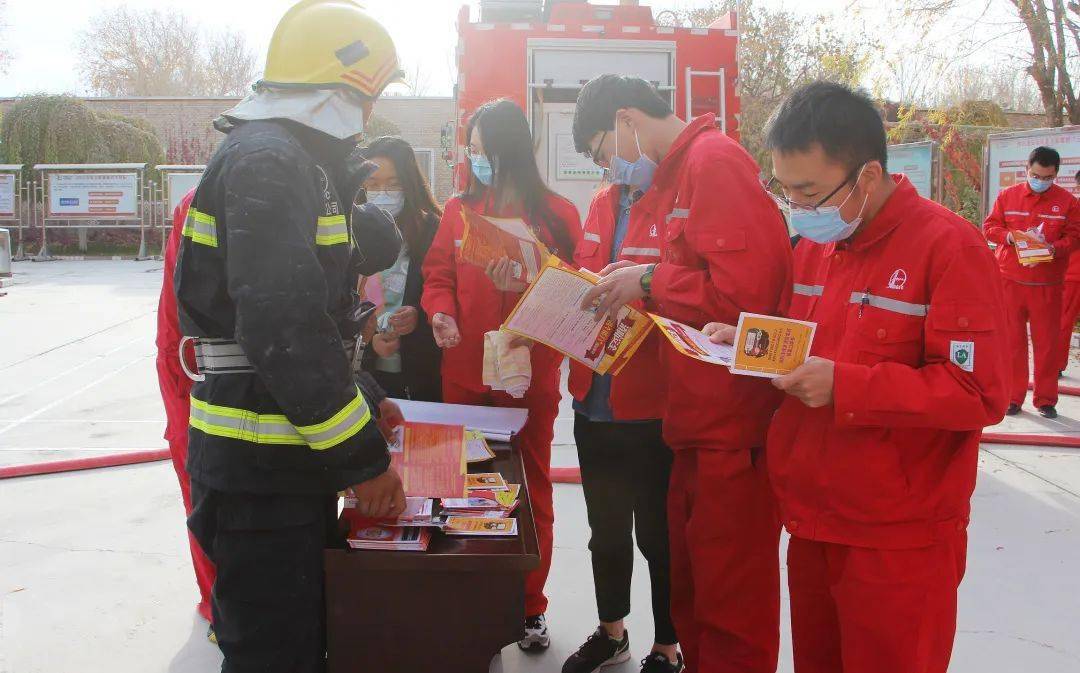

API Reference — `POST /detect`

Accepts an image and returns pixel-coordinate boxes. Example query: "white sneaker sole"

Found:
[518,633,551,651]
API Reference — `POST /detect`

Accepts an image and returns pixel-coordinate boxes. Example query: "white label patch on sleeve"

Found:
[950,341,975,372]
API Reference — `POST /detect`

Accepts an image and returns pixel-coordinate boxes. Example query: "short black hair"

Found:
[1029,146,1061,170]
[765,81,887,172]
[572,75,673,154]
[1074,169,1079,183]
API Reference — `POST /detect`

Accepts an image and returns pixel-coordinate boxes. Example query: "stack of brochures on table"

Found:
[442,484,521,517]
[343,496,439,527]
[442,481,521,537]
[346,522,433,551]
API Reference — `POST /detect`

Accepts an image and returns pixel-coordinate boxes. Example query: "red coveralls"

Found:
[421,192,581,617]
[646,114,793,673]
[1060,238,1080,373]
[983,181,1080,408]
[568,184,666,419]
[772,178,1009,673]
[155,188,215,623]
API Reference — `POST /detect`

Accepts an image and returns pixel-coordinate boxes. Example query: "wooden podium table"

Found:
[325,446,540,673]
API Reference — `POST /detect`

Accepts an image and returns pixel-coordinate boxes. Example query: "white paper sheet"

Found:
[391,399,528,442]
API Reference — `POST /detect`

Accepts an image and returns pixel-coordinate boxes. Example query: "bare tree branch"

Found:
[77,6,256,97]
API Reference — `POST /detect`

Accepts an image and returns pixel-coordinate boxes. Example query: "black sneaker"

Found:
[562,627,630,672]
[519,614,550,652]
[1006,403,1022,416]
[1039,405,1058,419]
[641,651,684,673]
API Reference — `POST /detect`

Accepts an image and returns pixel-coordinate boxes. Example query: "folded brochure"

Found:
[388,422,468,498]
[651,312,816,378]
[502,257,654,376]
[459,206,550,282]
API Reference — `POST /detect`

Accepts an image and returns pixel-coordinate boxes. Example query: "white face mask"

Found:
[367,190,405,217]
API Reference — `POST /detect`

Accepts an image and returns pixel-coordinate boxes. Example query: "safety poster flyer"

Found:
[730,313,816,378]
[502,258,654,375]
[459,205,550,282]
[649,314,735,366]
[444,516,519,537]
[389,422,468,498]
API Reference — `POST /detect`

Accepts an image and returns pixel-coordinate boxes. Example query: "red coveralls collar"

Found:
[829,174,915,256]
[651,114,718,190]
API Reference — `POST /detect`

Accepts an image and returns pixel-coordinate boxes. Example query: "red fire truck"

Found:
[452,0,741,216]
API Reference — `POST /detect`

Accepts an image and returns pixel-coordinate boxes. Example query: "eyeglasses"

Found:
[584,130,608,167]
[763,164,864,214]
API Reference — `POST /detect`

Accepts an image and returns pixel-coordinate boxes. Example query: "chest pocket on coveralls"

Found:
[664,211,747,264]
[853,307,926,368]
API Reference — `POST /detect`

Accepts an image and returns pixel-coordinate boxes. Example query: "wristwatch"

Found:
[640,264,657,295]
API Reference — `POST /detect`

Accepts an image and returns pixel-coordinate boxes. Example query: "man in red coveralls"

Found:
[1058,168,1080,376]
[984,146,1080,418]
[736,81,1009,673]
[575,74,793,673]
[155,188,216,635]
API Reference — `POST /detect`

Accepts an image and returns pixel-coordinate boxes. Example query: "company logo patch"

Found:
[887,268,908,290]
[650,224,658,238]
[950,341,974,372]
[1053,205,1061,213]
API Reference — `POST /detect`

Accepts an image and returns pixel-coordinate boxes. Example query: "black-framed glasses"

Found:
[584,130,608,167]
[763,163,864,213]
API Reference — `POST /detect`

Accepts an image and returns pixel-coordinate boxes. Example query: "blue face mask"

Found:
[608,121,657,192]
[1028,176,1054,193]
[470,154,494,186]
[787,167,869,244]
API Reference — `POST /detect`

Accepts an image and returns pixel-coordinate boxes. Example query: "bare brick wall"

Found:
[0,95,456,201]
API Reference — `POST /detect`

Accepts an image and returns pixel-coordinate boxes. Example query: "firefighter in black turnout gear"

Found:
[174,1,406,670]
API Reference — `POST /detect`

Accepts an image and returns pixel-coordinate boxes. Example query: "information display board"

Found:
[0,174,15,219]
[47,172,139,220]
[888,141,937,200]
[165,172,202,214]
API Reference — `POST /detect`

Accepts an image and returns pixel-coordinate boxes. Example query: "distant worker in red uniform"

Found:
[747,81,1009,673]
[983,146,1080,418]
[155,188,216,636]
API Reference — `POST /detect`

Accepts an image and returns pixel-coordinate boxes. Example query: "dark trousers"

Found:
[188,480,339,673]
[574,414,678,645]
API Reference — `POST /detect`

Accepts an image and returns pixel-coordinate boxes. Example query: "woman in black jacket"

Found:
[357,136,444,401]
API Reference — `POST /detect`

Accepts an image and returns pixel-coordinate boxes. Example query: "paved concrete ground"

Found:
[1,260,1079,673]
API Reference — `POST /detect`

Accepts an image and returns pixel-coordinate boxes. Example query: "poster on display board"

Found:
[47,172,139,219]
[984,126,1080,215]
[555,133,604,181]
[0,174,15,219]
[887,141,936,200]
[165,172,203,214]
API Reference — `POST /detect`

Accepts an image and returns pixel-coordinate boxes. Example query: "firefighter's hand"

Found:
[372,332,400,358]
[432,312,461,349]
[350,469,406,519]
[580,263,649,322]
[703,322,736,345]
[486,257,528,293]
[772,356,835,408]
[377,398,405,437]
[388,306,419,336]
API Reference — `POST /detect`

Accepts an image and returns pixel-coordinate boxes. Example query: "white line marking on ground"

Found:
[0,335,146,407]
[0,355,150,439]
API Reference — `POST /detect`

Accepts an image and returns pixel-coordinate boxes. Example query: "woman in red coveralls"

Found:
[155,188,216,636]
[421,99,581,652]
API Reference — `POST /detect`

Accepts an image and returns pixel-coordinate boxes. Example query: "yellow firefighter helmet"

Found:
[262,0,403,98]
